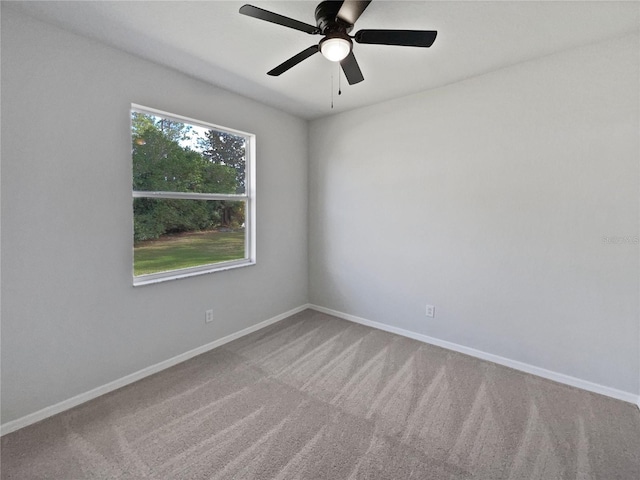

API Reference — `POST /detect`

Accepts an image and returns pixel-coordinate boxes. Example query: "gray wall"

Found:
[1,8,308,423]
[309,33,640,395]
[2,7,639,427]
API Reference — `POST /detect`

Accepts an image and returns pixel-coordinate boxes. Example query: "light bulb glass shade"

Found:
[320,37,351,62]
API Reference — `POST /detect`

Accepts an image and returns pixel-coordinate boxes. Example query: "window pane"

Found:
[132,111,246,194]
[133,198,246,276]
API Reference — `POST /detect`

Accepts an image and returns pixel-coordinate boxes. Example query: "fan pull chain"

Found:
[331,71,334,109]
[330,64,344,109]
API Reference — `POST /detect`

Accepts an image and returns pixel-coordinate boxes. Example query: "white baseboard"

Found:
[3,302,638,436]
[0,305,310,436]
[308,304,640,407]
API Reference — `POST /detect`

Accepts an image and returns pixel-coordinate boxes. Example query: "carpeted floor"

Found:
[2,309,639,479]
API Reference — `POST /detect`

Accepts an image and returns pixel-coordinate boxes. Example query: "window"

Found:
[131,105,255,285]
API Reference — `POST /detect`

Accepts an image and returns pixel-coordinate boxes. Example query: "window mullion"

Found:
[133,191,248,201]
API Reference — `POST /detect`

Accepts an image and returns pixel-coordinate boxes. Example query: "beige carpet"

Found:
[2,309,639,479]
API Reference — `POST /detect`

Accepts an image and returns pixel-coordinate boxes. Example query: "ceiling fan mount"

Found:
[239,0,437,85]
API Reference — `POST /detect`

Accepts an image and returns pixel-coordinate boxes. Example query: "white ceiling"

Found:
[6,0,640,119]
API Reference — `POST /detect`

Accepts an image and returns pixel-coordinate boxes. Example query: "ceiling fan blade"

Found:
[355,29,437,47]
[336,0,372,26]
[340,51,364,85]
[239,4,320,35]
[268,45,320,76]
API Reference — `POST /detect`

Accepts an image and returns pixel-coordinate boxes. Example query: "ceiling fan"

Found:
[239,0,437,85]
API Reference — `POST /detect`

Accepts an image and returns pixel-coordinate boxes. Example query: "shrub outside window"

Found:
[131,105,255,285]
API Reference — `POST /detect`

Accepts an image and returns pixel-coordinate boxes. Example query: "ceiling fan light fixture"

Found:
[320,35,352,62]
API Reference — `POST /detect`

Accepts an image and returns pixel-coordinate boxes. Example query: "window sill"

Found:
[133,259,255,287]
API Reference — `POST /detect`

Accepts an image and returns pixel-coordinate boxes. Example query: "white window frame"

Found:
[132,104,256,286]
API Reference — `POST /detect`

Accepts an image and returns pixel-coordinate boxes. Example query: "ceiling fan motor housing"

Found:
[315,1,354,34]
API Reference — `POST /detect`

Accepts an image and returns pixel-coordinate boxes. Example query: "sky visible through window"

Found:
[179,123,209,153]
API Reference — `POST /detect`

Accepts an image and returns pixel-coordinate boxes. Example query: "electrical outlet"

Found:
[425,305,435,318]
[205,309,214,323]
